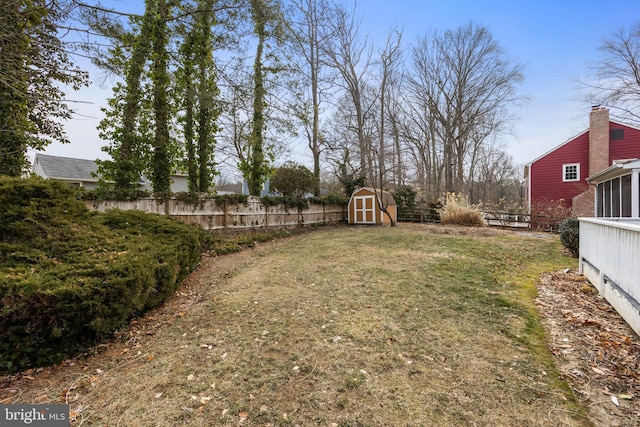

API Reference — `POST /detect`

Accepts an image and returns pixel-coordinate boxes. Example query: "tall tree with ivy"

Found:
[149,0,172,194]
[177,0,220,193]
[96,8,155,192]
[240,0,284,196]
[96,0,177,194]
[0,0,87,176]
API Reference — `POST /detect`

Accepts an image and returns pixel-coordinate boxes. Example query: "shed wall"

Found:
[348,188,397,225]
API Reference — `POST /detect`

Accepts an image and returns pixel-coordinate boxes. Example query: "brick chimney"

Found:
[589,106,610,175]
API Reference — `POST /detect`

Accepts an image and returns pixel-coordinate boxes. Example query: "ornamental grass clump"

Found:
[438,192,486,227]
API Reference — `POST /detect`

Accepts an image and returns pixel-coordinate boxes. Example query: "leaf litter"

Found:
[537,269,640,426]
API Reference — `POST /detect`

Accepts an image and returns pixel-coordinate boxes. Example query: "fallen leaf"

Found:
[611,395,619,406]
[619,394,633,400]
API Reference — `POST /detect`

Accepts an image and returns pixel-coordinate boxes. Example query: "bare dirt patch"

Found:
[536,269,640,427]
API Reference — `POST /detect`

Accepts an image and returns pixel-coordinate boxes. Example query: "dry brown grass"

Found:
[438,192,486,227]
[1,224,592,426]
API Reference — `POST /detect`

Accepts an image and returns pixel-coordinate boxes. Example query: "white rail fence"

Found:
[579,218,640,336]
[85,197,347,230]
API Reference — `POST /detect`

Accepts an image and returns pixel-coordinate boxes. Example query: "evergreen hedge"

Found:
[558,217,580,257]
[0,177,203,372]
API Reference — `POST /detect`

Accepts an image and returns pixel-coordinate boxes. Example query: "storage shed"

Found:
[348,187,397,225]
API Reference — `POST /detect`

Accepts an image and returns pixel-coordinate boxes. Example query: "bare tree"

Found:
[469,142,521,204]
[403,76,444,201]
[374,27,403,189]
[408,22,524,195]
[322,3,376,185]
[286,0,335,195]
[583,22,640,124]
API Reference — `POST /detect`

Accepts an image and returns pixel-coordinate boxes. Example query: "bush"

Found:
[438,193,485,227]
[0,177,204,373]
[559,218,580,257]
[394,185,417,219]
[270,162,315,198]
[529,198,573,231]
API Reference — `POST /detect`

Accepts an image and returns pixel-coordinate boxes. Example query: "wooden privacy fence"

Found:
[85,197,347,230]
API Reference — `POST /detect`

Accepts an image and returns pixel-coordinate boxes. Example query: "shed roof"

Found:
[354,187,397,206]
[33,153,99,182]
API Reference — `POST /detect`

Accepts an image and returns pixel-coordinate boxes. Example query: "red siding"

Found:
[609,122,640,163]
[530,132,589,207]
[529,121,640,208]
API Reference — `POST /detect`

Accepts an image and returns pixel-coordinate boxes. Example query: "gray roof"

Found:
[33,154,99,182]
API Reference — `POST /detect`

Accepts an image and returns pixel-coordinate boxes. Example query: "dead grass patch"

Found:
[1,224,593,426]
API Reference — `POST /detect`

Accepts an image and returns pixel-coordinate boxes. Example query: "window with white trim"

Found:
[562,163,580,182]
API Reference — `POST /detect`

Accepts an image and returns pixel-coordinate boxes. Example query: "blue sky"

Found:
[44,0,640,173]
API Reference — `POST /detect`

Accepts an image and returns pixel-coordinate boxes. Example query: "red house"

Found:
[525,107,640,216]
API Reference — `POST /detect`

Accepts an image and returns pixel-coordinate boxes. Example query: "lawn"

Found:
[1,224,591,426]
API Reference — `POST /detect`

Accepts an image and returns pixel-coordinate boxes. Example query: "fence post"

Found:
[323,203,326,224]
[223,198,228,229]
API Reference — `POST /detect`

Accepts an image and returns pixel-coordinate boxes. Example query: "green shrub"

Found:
[261,196,308,210]
[394,185,417,219]
[0,178,203,373]
[270,162,315,198]
[80,186,152,201]
[558,218,580,257]
[0,176,90,242]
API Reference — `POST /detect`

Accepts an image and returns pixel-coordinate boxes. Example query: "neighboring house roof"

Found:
[32,154,192,191]
[33,153,99,182]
